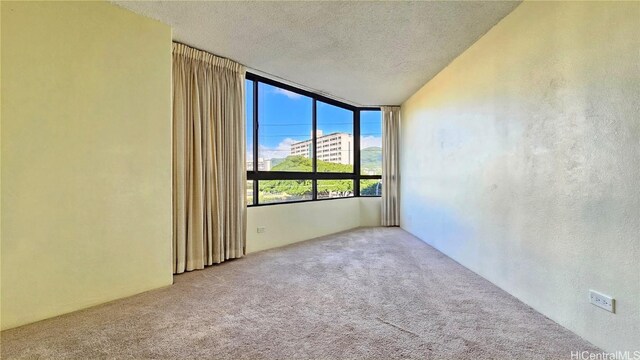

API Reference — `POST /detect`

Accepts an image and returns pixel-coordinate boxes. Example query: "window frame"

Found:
[246,72,381,207]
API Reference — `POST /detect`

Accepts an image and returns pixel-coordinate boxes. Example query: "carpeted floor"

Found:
[1,227,599,359]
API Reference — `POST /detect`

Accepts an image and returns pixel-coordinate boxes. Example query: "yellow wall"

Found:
[401,1,639,352]
[1,2,173,330]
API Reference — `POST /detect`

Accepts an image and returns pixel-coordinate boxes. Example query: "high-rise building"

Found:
[290,132,353,165]
[246,158,271,171]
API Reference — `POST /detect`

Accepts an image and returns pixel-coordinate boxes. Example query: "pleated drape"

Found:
[172,43,246,274]
[381,106,401,226]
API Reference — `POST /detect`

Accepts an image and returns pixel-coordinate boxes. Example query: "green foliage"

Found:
[317,179,353,197]
[360,179,381,196]
[262,155,381,199]
[270,158,285,168]
[264,156,353,198]
[260,179,311,197]
[318,160,353,173]
[271,156,312,172]
[361,147,382,175]
[271,156,354,173]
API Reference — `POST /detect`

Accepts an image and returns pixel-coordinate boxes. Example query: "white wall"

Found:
[247,197,381,253]
[359,197,382,227]
[400,1,639,352]
[1,2,173,330]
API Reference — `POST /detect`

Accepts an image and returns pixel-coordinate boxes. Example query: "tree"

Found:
[360,179,381,196]
[264,156,355,198]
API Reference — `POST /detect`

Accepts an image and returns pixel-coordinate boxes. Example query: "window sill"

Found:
[247,195,380,208]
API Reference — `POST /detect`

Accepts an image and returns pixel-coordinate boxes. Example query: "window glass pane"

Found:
[360,179,382,196]
[317,179,354,199]
[258,83,312,172]
[246,180,254,205]
[246,79,254,171]
[316,102,354,173]
[360,110,382,175]
[258,180,312,204]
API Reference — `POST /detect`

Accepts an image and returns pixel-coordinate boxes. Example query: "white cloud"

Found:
[258,138,299,159]
[360,135,382,149]
[272,88,303,100]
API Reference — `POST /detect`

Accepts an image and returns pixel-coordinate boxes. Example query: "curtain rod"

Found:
[172,41,397,108]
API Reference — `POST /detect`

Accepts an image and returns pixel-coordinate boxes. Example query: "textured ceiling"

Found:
[114,1,521,106]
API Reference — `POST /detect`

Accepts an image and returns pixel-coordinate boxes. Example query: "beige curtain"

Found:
[173,43,246,274]
[381,106,400,226]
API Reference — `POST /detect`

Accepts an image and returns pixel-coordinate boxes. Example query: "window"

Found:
[257,82,312,172]
[359,109,382,197]
[360,179,382,196]
[317,179,353,199]
[316,102,353,173]
[258,180,312,204]
[246,79,254,171]
[246,73,382,206]
[360,110,382,176]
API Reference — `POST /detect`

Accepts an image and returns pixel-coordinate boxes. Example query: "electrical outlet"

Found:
[589,290,615,313]
[257,227,266,234]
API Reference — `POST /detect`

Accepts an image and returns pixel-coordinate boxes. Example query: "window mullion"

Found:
[252,79,259,205]
[312,99,317,200]
[354,109,361,197]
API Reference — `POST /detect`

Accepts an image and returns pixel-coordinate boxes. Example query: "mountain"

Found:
[361,147,382,174]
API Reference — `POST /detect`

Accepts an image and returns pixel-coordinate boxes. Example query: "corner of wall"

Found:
[1,1,173,330]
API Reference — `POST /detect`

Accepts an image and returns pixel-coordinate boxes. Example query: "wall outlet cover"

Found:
[589,290,615,313]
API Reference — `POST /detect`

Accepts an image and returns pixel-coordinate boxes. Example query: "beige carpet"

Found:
[1,227,599,359]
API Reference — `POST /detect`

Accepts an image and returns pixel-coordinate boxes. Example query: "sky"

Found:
[246,80,381,160]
